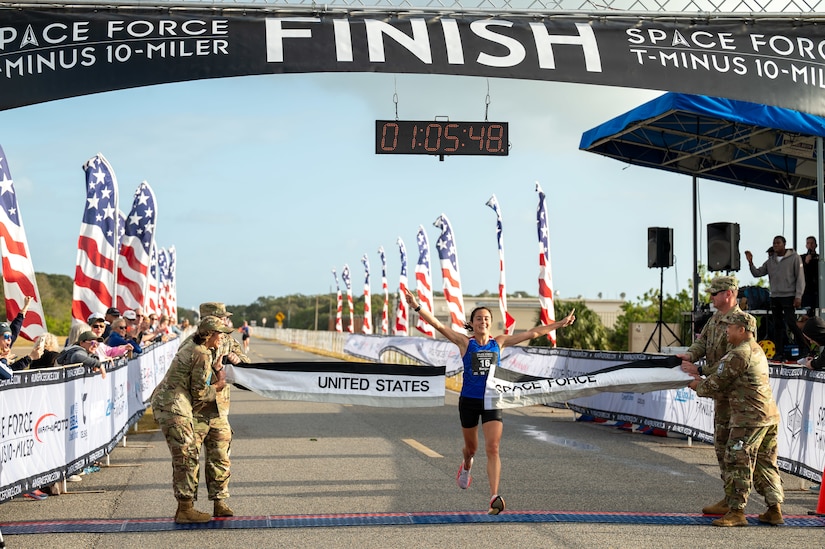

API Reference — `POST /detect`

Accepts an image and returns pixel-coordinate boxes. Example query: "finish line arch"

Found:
[2,5,825,116]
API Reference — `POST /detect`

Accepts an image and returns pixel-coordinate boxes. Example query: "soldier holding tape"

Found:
[687,311,784,527]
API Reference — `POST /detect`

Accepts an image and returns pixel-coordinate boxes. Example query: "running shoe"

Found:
[456,457,473,489]
[488,494,505,515]
[23,490,48,500]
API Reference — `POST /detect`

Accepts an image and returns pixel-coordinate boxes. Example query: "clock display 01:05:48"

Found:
[375,120,509,156]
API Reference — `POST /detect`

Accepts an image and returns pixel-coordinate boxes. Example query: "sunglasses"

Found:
[91,324,105,329]
[116,326,127,331]
[1,333,10,340]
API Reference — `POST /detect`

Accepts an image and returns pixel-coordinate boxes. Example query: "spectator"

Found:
[89,316,132,362]
[802,236,819,312]
[135,313,156,345]
[56,330,110,378]
[102,307,120,339]
[155,315,177,341]
[29,333,60,369]
[65,321,91,349]
[745,235,806,362]
[106,318,143,355]
[1,322,44,372]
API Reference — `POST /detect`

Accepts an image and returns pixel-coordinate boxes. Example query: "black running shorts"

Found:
[458,396,502,428]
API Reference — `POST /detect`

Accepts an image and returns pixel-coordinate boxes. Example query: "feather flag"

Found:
[394,237,408,336]
[116,182,157,313]
[0,147,46,339]
[414,225,434,338]
[360,254,372,334]
[433,214,466,332]
[166,246,177,319]
[377,247,389,335]
[72,153,120,324]
[157,247,169,318]
[341,264,355,334]
[536,182,557,345]
[146,243,159,316]
[331,268,343,332]
[486,195,516,335]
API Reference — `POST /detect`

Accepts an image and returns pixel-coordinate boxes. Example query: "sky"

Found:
[0,72,821,313]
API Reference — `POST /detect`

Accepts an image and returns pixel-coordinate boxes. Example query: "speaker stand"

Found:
[644,266,682,352]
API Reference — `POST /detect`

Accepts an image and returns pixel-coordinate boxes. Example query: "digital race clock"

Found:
[375,120,509,156]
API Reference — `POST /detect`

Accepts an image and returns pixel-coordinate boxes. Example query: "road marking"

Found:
[403,438,443,458]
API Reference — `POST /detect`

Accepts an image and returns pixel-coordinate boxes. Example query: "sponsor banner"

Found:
[0,339,178,502]
[0,9,824,115]
[227,361,446,408]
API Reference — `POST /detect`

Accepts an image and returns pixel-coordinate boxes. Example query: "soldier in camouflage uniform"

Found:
[676,275,742,515]
[190,302,250,518]
[688,311,784,527]
[151,316,233,523]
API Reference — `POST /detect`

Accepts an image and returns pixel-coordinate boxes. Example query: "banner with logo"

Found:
[0,8,824,115]
[0,339,178,503]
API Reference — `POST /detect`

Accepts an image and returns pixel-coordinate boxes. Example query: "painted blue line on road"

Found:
[1,511,823,534]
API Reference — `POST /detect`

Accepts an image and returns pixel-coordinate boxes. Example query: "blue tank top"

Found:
[461,338,500,399]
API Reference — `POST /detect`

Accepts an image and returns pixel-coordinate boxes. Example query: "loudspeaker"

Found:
[707,222,740,271]
[648,227,673,268]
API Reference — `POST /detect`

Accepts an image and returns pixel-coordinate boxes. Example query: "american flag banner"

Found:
[72,153,120,324]
[341,264,355,334]
[394,237,408,336]
[165,246,177,318]
[331,268,343,332]
[116,181,157,313]
[414,225,434,338]
[0,146,46,339]
[147,243,159,316]
[360,254,372,334]
[434,214,466,332]
[536,182,557,345]
[157,247,169,318]
[486,195,516,335]
[377,247,389,335]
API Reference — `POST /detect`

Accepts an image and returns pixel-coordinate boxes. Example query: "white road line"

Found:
[403,438,443,458]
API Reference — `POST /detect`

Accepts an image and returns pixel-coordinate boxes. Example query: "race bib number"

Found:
[472,350,496,376]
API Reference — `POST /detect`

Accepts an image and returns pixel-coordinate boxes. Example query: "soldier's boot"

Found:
[213,499,234,517]
[758,503,784,525]
[174,499,212,524]
[701,499,730,515]
[711,509,748,527]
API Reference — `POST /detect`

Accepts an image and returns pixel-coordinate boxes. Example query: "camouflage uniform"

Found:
[151,336,222,501]
[188,302,250,502]
[696,335,783,511]
[686,304,743,476]
[191,333,249,500]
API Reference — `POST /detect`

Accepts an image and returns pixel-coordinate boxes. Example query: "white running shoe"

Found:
[456,458,473,489]
[488,494,505,515]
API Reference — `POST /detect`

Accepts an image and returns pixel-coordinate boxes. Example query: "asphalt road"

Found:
[0,336,821,548]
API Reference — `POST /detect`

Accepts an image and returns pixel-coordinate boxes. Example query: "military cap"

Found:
[199,302,233,318]
[720,311,757,333]
[0,322,10,335]
[76,330,104,344]
[197,315,234,335]
[707,275,738,294]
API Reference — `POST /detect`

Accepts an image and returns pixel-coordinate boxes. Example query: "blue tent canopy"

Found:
[580,93,825,200]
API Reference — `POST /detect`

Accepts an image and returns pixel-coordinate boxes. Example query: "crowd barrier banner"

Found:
[0,339,179,503]
[344,334,825,483]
